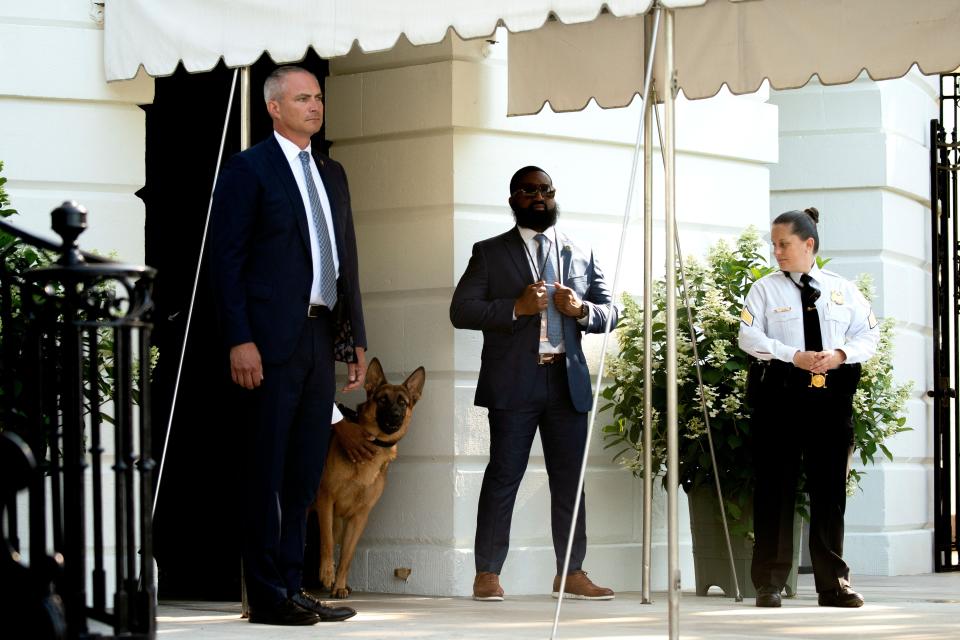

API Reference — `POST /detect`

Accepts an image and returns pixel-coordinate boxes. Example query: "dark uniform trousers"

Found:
[474,360,589,576]
[243,310,335,609]
[750,362,857,594]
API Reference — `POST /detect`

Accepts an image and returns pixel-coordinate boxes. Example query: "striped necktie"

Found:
[299,151,338,309]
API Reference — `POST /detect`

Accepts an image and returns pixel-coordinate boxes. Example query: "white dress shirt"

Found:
[739,263,880,364]
[274,131,340,307]
[514,225,588,354]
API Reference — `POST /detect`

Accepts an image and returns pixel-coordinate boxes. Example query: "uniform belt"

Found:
[537,353,564,366]
[307,304,331,318]
[761,360,862,394]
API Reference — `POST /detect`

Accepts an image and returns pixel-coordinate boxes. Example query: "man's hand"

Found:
[553,282,584,318]
[230,342,263,390]
[515,280,548,316]
[343,346,367,391]
[332,419,377,463]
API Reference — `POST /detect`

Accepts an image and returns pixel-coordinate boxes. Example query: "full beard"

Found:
[513,202,559,232]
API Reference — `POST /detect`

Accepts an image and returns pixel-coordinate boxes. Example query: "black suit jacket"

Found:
[209,134,366,365]
[450,227,619,413]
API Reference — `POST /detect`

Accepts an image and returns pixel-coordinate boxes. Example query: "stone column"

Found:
[326,31,777,596]
[0,3,153,261]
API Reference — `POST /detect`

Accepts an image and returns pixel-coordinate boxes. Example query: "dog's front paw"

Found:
[331,585,353,599]
[319,566,335,591]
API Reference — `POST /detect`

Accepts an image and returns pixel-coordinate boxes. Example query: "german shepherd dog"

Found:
[314,358,426,598]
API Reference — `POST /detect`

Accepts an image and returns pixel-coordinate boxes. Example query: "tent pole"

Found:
[663,8,680,640]
[548,7,662,639]
[240,66,252,150]
[641,10,655,607]
[238,63,253,618]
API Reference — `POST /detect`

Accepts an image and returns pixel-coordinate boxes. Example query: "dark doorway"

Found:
[140,52,329,599]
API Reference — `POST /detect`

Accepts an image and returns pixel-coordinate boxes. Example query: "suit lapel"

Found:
[265,136,312,254]
[556,231,569,284]
[313,151,346,257]
[504,227,533,284]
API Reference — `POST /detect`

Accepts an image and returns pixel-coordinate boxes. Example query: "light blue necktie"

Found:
[535,233,562,346]
[299,151,338,309]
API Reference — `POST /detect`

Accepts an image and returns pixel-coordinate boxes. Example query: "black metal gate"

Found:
[0,202,157,637]
[931,73,960,573]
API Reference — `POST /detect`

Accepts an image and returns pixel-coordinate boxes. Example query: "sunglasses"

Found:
[513,185,557,198]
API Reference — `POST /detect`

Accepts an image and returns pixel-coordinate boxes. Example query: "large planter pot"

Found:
[687,485,800,599]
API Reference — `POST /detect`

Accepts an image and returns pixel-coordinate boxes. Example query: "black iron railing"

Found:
[0,202,157,638]
[931,73,960,573]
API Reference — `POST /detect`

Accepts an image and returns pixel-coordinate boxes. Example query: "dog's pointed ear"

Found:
[402,367,426,405]
[364,358,385,396]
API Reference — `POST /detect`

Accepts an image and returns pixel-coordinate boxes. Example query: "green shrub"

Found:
[601,226,912,537]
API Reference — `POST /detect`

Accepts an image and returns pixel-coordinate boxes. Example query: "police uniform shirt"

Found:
[738,263,880,364]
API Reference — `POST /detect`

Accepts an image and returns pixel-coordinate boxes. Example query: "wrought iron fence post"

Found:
[1,201,157,638]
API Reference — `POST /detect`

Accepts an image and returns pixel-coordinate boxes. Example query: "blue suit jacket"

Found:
[209,134,366,365]
[450,227,619,413]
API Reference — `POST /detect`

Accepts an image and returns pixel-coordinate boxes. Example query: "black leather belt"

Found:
[537,353,563,366]
[307,304,330,318]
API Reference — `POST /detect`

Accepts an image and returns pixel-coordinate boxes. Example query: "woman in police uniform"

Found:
[738,207,879,609]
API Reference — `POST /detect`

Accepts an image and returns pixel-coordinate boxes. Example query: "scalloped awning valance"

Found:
[104,0,679,81]
[508,0,960,114]
[105,0,960,113]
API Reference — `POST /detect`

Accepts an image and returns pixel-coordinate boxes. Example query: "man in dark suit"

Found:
[209,66,366,626]
[450,166,620,602]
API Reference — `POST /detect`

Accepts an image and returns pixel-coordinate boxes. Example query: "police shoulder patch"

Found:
[868,309,879,329]
[740,306,754,326]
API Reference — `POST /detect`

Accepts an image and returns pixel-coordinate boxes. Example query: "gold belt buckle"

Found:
[809,372,827,389]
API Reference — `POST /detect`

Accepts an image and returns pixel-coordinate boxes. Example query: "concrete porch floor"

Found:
[154,573,960,639]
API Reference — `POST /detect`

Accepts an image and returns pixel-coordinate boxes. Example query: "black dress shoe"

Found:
[818,586,864,608]
[291,590,357,622]
[755,585,782,608]
[248,598,320,625]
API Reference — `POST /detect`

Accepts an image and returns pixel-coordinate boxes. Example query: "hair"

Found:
[773,207,820,252]
[263,65,317,103]
[509,165,551,194]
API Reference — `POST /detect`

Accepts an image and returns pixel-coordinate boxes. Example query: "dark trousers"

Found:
[475,361,588,576]
[750,371,855,594]
[243,313,335,609]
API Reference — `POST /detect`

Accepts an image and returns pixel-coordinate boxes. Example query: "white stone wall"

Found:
[0,1,153,259]
[769,71,937,576]
[2,0,154,605]
[327,31,777,596]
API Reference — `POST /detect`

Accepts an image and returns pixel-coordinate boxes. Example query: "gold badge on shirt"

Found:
[830,290,844,305]
[740,306,753,326]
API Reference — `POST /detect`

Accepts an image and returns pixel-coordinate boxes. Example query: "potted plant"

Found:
[601,226,912,597]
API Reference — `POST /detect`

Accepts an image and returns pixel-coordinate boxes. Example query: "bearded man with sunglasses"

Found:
[450,166,621,602]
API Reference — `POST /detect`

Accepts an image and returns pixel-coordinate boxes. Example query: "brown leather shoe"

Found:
[473,572,504,601]
[552,571,615,600]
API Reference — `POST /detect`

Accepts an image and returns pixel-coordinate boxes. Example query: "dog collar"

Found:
[371,438,396,448]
